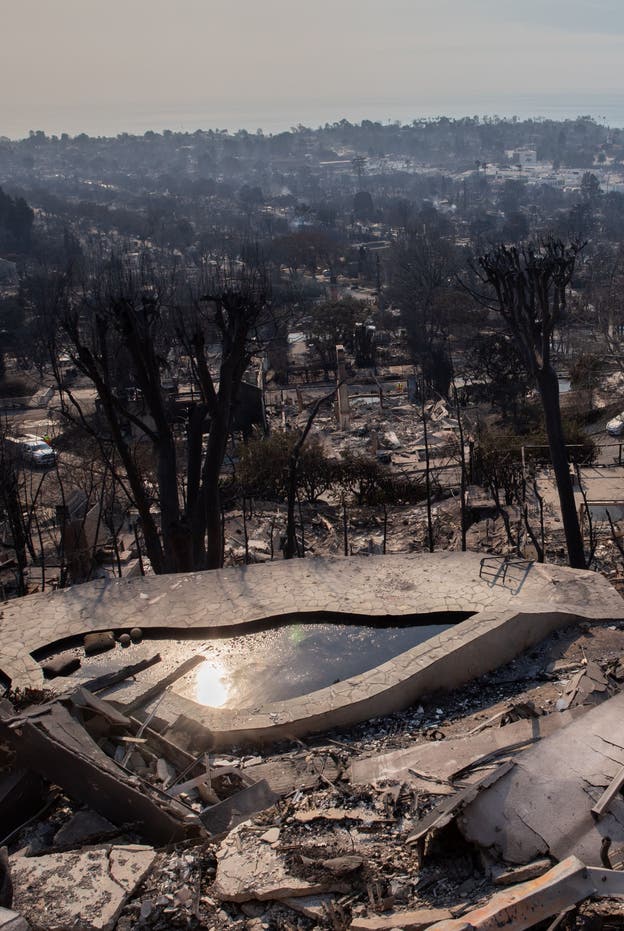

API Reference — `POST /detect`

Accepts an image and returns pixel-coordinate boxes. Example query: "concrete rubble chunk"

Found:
[53,810,117,847]
[348,908,453,930]
[555,660,609,712]
[458,691,624,866]
[281,894,336,919]
[11,844,155,931]
[259,828,280,845]
[322,855,365,875]
[491,858,552,886]
[40,654,80,679]
[381,431,401,449]
[213,821,338,902]
[108,845,156,893]
[0,908,30,931]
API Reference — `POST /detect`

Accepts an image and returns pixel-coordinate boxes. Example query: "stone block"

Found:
[83,632,115,656]
[11,844,155,931]
[214,821,336,902]
[53,810,116,847]
[0,908,30,930]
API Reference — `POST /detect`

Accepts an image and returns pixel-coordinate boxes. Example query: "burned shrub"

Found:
[237,430,336,503]
[337,451,430,506]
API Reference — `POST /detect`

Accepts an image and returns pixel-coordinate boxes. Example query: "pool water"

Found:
[181,621,453,708]
[43,617,460,710]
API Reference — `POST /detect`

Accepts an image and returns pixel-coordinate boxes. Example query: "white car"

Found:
[6,434,57,468]
[606,412,624,436]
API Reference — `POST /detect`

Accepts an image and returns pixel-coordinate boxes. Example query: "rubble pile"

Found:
[220,393,467,565]
[3,621,624,928]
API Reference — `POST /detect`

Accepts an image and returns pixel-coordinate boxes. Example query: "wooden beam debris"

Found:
[0,703,200,846]
[70,687,132,728]
[123,654,205,715]
[425,856,624,931]
[81,653,162,694]
[591,763,624,819]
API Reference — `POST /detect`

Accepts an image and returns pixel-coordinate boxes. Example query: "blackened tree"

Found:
[387,226,458,398]
[42,252,270,574]
[0,188,34,252]
[465,331,530,429]
[306,297,369,376]
[474,239,586,569]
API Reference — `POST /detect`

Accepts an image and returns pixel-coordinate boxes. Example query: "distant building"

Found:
[506,146,538,168]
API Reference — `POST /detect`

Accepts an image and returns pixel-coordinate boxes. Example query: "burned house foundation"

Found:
[2,553,624,929]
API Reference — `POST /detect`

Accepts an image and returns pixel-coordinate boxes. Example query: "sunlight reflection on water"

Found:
[195,659,230,707]
[186,621,454,708]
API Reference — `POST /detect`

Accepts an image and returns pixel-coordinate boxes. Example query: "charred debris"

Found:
[3,620,624,928]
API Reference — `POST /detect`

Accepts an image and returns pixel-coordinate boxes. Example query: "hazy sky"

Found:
[2,0,623,137]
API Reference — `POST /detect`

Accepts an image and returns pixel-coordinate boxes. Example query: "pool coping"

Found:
[1,552,623,743]
[169,604,601,747]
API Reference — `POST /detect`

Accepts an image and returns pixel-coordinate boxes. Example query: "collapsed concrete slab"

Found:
[53,810,117,848]
[349,909,452,930]
[11,845,155,931]
[350,711,578,786]
[0,909,30,931]
[458,690,624,866]
[213,821,343,902]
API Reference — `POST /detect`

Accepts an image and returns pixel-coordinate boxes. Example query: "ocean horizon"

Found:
[4,93,624,139]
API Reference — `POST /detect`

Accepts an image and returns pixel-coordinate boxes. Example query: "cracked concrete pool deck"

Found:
[2,553,623,742]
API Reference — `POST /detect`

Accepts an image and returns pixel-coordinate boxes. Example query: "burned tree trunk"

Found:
[0,464,28,596]
[473,240,586,570]
[284,388,337,560]
[202,416,228,570]
[44,255,269,575]
[537,367,585,568]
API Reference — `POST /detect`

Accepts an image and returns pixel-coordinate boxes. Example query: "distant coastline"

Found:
[3,93,624,139]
